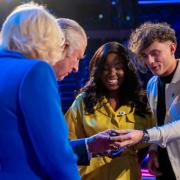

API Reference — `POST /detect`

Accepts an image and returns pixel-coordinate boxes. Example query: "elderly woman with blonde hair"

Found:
[0,2,80,179]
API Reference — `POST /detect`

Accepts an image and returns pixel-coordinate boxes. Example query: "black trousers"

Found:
[156,147,176,180]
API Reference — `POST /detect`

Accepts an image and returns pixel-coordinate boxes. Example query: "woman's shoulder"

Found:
[71,92,86,108]
[76,92,86,100]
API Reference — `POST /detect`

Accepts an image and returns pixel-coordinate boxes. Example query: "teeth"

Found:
[107,79,118,83]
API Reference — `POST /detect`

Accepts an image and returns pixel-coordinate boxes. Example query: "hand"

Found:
[109,129,144,147]
[86,129,119,154]
[148,150,162,176]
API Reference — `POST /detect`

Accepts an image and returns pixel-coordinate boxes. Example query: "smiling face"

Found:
[140,40,177,77]
[52,46,85,80]
[100,53,125,94]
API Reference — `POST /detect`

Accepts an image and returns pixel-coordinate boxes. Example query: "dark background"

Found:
[1,0,180,112]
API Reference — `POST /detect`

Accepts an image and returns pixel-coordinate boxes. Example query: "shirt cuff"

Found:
[85,138,92,160]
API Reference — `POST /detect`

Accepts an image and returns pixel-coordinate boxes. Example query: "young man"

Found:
[111,22,180,179]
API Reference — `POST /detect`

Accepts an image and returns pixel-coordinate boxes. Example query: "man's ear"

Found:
[64,42,71,57]
[170,42,176,55]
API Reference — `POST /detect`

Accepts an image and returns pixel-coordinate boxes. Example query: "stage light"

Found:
[138,0,180,4]
[111,0,117,5]
[126,16,131,21]
[98,14,104,19]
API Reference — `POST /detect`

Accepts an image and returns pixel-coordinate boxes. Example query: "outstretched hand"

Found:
[86,129,120,154]
[109,129,144,147]
[86,129,145,155]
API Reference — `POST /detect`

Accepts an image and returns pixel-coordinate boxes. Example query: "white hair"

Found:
[0,2,65,65]
[57,18,87,56]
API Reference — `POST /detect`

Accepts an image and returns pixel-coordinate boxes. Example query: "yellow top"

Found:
[65,93,156,180]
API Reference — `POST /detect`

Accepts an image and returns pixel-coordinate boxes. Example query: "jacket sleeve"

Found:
[133,113,157,150]
[65,94,90,165]
[147,120,180,147]
[70,139,90,165]
[19,61,80,180]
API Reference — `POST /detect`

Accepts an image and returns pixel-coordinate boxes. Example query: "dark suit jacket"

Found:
[0,49,80,179]
[70,139,90,165]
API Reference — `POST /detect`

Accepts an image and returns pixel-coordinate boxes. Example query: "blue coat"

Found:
[0,50,80,179]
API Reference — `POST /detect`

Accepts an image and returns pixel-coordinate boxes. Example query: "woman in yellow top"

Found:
[65,42,155,180]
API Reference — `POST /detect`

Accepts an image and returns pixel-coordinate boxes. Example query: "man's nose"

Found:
[146,55,155,65]
[72,62,79,72]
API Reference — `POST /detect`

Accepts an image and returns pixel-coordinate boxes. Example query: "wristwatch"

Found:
[141,129,150,143]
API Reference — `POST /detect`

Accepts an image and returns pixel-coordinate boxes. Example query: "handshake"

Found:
[86,129,145,157]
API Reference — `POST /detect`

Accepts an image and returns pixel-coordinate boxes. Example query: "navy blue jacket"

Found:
[70,139,89,165]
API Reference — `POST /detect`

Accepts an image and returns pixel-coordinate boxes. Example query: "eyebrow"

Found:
[140,52,147,56]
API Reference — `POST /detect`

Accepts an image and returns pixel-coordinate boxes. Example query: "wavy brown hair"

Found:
[128,22,177,58]
[79,42,151,116]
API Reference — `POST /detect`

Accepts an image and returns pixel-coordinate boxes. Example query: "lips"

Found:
[106,79,118,85]
[151,65,159,71]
